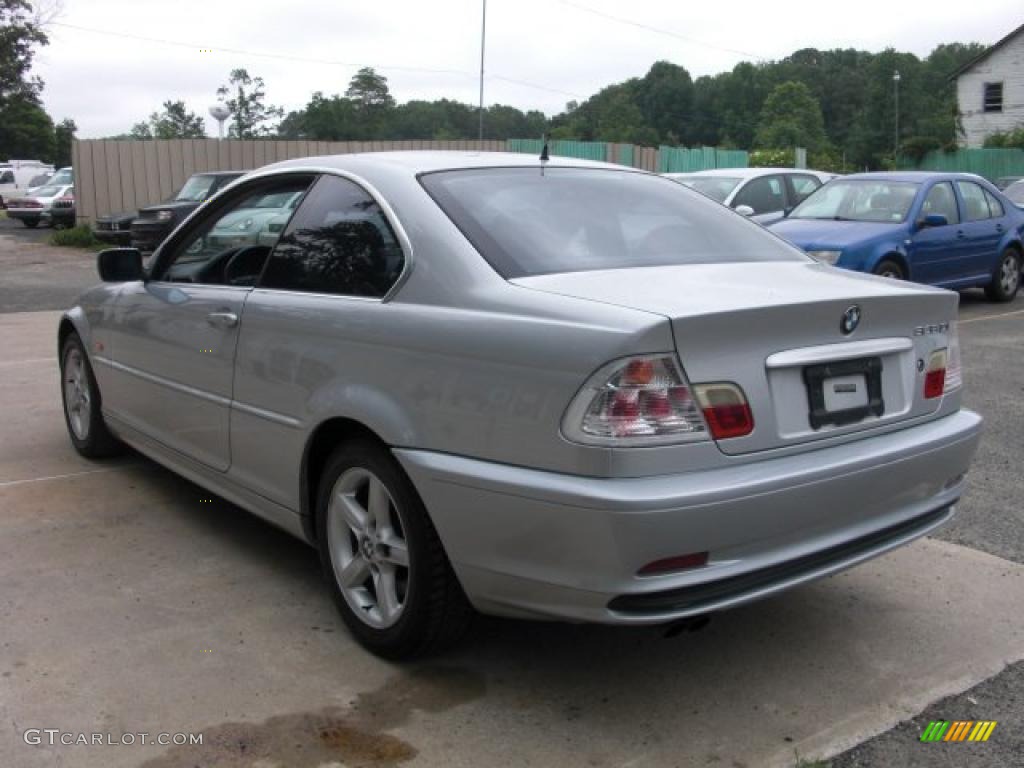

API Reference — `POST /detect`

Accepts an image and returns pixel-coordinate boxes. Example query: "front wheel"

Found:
[873,259,905,280]
[60,332,124,458]
[316,439,473,659]
[23,219,39,229]
[985,248,1021,302]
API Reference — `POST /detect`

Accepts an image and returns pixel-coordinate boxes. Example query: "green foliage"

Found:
[53,118,75,167]
[755,81,827,152]
[130,100,205,140]
[0,94,53,159]
[216,69,284,139]
[750,148,795,167]
[983,127,1024,149]
[900,135,943,163]
[0,0,53,160]
[50,224,103,250]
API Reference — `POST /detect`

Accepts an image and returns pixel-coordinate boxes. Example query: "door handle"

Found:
[207,311,238,328]
[996,223,1004,232]
[956,230,966,239]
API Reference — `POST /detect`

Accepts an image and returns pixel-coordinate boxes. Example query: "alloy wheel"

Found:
[63,346,91,441]
[1000,253,1020,296]
[326,467,410,629]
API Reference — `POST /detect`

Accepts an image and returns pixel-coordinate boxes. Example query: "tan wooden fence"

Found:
[71,138,509,223]
[71,137,686,222]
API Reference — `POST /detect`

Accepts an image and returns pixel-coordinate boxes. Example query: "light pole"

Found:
[893,69,901,168]
[478,0,487,143]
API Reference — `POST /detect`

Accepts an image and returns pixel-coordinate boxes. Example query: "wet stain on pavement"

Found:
[140,666,486,767]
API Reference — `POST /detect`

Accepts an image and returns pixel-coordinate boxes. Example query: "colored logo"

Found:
[920,720,997,742]
[841,305,861,335]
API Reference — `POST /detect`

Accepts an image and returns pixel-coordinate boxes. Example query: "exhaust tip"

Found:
[662,615,711,638]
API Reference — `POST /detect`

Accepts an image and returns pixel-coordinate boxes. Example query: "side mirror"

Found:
[918,213,948,229]
[97,248,143,282]
[735,204,755,217]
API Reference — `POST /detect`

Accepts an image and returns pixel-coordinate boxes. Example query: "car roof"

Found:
[841,171,990,183]
[665,167,830,179]
[262,151,627,176]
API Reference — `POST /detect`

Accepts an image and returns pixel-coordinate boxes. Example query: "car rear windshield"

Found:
[673,176,742,203]
[790,179,919,223]
[420,167,804,278]
[1005,182,1024,205]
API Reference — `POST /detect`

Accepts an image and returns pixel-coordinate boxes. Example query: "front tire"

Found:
[985,248,1021,302]
[23,219,39,229]
[873,259,905,280]
[316,439,473,659]
[60,332,123,458]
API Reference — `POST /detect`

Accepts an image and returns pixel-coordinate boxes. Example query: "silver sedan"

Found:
[60,152,981,658]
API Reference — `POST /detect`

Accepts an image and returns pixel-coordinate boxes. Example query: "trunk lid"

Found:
[513,262,958,454]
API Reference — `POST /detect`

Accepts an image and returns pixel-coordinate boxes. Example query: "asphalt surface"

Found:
[1,231,1022,767]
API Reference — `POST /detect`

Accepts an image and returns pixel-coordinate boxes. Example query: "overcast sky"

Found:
[30,0,1021,138]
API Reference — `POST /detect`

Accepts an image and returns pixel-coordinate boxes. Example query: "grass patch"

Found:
[50,224,104,250]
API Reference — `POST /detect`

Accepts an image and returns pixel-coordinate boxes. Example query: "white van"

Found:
[0,160,56,208]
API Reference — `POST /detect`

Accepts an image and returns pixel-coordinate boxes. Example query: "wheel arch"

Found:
[872,248,910,278]
[57,309,90,358]
[299,416,391,543]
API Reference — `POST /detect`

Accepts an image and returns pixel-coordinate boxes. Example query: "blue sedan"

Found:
[770,172,1024,301]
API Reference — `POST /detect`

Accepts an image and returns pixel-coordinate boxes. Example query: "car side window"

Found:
[982,188,1004,218]
[789,175,822,205]
[152,178,312,286]
[921,182,959,225]
[0,170,14,184]
[733,176,785,215]
[956,181,992,222]
[259,175,405,298]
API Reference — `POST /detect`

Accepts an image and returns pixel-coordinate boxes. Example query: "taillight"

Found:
[924,349,947,399]
[693,383,755,439]
[562,355,709,445]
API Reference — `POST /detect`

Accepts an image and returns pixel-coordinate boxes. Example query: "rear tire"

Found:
[60,332,124,458]
[23,219,38,228]
[316,439,473,659]
[985,248,1021,302]
[873,259,905,280]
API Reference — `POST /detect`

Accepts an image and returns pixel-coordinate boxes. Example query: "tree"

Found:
[754,81,828,151]
[53,117,75,167]
[0,0,51,159]
[216,69,284,138]
[128,100,205,139]
[634,61,694,144]
[345,67,395,110]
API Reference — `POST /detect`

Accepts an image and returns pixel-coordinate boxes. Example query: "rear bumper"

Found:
[395,409,982,624]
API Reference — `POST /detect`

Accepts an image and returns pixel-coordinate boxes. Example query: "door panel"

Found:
[955,181,1002,281]
[909,181,968,285]
[104,282,247,470]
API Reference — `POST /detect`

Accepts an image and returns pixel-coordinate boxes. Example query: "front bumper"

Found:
[129,221,174,251]
[395,409,982,624]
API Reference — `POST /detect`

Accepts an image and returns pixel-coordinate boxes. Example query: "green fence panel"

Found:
[657,146,749,172]
[899,148,1024,181]
[507,139,607,162]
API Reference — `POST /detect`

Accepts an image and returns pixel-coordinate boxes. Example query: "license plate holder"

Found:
[803,356,884,430]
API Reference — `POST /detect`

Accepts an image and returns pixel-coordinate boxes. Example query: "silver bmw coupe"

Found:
[60,152,982,658]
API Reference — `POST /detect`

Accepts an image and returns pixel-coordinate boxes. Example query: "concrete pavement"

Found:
[1,309,1023,768]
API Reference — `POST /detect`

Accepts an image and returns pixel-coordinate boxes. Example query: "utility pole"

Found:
[478,0,487,143]
[893,69,901,168]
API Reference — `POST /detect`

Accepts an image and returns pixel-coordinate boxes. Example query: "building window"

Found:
[983,82,1003,113]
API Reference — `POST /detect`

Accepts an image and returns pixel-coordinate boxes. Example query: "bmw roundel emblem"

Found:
[841,305,861,335]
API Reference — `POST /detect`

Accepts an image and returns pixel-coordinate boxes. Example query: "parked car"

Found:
[995,175,1023,190]
[94,171,243,249]
[205,189,304,251]
[664,167,835,225]
[5,183,74,228]
[770,172,1024,301]
[1004,179,1024,209]
[0,159,55,209]
[60,152,981,658]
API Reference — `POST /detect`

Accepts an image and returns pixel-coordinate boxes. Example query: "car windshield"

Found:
[421,167,804,278]
[674,176,742,203]
[1005,182,1024,205]
[790,179,919,222]
[173,176,218,202]
[50,168,72,186]
[246,191,299,209]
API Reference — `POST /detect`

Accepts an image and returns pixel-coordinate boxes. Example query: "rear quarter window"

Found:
[421,167,804,278]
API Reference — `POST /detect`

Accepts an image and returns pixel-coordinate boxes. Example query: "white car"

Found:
[5,183,74,228]
[665,168,836,225]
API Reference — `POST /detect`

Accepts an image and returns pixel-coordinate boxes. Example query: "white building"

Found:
[954,23,1024,148]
